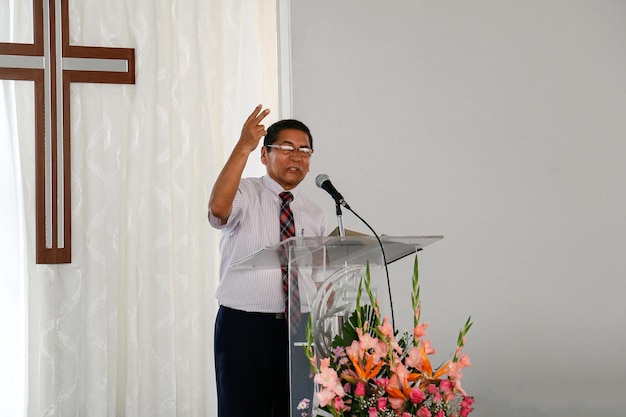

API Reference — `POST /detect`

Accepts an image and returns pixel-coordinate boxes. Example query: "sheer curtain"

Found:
[0,84,28,417]
[2,0,281,416]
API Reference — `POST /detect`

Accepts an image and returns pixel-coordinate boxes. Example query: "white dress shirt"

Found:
[209,175,329,313]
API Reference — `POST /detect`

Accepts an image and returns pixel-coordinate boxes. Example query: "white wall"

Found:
[289,1,626,416]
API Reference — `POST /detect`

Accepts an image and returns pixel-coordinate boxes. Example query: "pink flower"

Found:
[413,322,429,339]
[439,379,453,393]
[402,413,412,417]
[313,359,345,399]
[355,381,366,397]
[377,397,388,410]
[448,363,463,380]
[374,340,389,361]
[314,363,341,389]
[427,384,442,404]
[379,317,394,337]
[432,391,443,404]
[410,387,426,404]
[445,391,457,403]
[369,406,378,417]
[461,396,475,407]
[388,396,405,411]
[345,340,361,359]
[404,346,423,370]
[395,363,410,381]
[461,395,475,416]
[297,398,310,410]
[435,410,445,417]
[453,377,467,396]
[315,388,336,408]
[357,328,379,351]
[375,377,390,388]
[457,354,472,368]
[421,340,436,355]
[333,346,346,358]
[333,396,345,411]
[417,406,432,417]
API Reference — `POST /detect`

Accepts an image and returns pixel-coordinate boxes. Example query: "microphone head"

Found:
[315,174,330,188]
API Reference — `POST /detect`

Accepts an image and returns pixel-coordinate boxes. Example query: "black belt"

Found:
[221,305,285,320]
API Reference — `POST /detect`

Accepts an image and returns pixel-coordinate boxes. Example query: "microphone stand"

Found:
[335,202,346,237]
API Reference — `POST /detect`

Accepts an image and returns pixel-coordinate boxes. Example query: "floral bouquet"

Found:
[301,256,474,417]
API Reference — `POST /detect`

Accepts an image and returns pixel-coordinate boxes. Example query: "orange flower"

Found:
[344,344,384,382]
[414,344,450,383]
[385,364,422,411]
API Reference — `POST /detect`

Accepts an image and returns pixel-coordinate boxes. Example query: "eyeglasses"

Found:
[266,144,314,157]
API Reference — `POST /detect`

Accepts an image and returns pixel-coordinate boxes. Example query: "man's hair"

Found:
[263,119,313,150]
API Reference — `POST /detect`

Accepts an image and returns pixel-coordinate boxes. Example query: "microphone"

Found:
[315,174,350,209]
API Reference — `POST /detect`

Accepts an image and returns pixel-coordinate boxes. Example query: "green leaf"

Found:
[332,304,378,348]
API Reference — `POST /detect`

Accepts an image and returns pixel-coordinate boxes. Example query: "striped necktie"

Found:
[279,191,300,328]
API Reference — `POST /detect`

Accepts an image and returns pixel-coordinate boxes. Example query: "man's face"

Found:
[261,128,312,190]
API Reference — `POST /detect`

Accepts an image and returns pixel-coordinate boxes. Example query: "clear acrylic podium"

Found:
[231,235,443,417]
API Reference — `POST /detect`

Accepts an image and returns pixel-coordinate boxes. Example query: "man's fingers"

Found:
[245,105,270,126]
[245,104,264,124]
[241,106,270,148]
[253,108,270,125]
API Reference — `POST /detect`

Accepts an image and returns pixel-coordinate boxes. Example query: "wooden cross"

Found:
[0,0,135,264]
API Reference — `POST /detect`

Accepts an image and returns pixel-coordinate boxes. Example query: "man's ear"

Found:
[260,145,268,165]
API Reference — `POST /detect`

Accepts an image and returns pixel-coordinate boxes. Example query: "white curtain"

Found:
[2,0,280,415]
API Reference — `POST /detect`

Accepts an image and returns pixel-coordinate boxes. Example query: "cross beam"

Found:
[0,0,135,263]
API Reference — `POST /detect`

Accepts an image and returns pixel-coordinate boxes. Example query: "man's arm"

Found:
[208,105,270,224]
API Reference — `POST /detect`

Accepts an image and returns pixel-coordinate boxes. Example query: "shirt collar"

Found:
[262,175,300,199]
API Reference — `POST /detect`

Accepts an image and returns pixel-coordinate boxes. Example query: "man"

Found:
[208,105,328,417]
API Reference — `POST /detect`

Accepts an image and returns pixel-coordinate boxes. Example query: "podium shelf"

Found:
[231,235,443,269]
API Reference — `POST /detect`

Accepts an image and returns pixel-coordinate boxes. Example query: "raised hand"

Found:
[238,105,271,153]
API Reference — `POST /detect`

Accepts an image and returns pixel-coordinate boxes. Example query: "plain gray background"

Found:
[289,1,626,416]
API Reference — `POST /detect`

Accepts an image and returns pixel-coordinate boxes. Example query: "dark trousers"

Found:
[214,306,289,417]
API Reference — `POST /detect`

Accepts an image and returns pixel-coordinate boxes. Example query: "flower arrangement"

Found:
[301,256,474,417]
